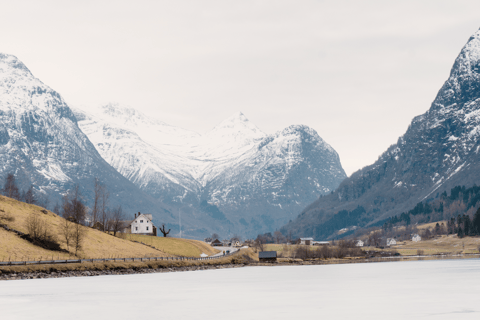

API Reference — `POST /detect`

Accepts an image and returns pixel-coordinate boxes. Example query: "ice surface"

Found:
[1,259,480,320]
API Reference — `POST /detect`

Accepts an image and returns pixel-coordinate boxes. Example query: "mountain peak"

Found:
[206,112,265,139]
[218,111,248,125]
[0,53,32,76]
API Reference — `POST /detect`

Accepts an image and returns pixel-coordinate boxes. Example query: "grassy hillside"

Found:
[388,234,480,255]
[125,234,219,257]
[0,195,170,260]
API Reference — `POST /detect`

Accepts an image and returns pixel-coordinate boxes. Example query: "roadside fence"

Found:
[0,250,238,266]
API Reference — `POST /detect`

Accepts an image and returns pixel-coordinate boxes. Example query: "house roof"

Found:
[127,213,156,227]
[259,251,277,259]
[300,237,314,241]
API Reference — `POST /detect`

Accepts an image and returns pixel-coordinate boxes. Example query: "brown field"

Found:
[390,234,480,255]
[124,234,219,257]
[265,233,480,257]
[0,195,172,260]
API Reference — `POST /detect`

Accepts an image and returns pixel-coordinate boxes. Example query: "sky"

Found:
[1,0,480,175]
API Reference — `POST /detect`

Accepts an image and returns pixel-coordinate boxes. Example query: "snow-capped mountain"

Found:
[283,28,480,239]
[0,53,173,221]
[75,105,346,237]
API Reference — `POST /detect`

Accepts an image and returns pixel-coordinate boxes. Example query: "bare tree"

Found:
[70,185,86,224]
[91,178,101,227]
[62,217,74,252]
[72,221,86,256]
[159,224,171,237]
[2,173,20,200]
[61,193,72,221]
[274,231,286,244]
[110,206,124,236]
[24,185,36,204]
[100,185,109,231]
[211,233,220,240]
[254,235,266,252]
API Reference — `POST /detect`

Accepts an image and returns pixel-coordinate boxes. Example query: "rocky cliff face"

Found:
[282,28,480,239]
[0,53,173,222]
[75,106,346,238]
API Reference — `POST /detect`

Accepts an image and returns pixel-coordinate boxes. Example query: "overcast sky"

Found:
[2,1,480,175]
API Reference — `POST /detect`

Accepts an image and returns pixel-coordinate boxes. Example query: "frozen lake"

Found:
[1,259,480,319]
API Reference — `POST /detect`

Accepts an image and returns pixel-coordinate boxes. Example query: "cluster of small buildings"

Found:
[204,238,243,247]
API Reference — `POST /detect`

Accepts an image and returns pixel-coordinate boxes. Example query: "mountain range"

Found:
[74,105,346,238]
[282,28,480,240]
[0,53,173,222]
[0,51,347,239]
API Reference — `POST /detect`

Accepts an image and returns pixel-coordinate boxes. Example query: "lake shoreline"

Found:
[1,252,479,281]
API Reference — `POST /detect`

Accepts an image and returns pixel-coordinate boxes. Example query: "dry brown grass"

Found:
[0,228,75,261]
[0,249,252,274]
[124,234,219,257]
[390,234,480,255]
[0,195,171,260]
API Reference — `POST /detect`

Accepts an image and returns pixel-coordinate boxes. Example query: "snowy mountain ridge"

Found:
[0,53,174,222]
[75,104,346,237]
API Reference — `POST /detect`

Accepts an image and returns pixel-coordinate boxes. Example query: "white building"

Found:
[129,213,156,235]
[386,238,397,246]
[412,234,421,242]
[355,240,364,247]
[300,237,314,245]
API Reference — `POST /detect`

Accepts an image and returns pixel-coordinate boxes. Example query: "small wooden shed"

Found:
[259,251,277,262]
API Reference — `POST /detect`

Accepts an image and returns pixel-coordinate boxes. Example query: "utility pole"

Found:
[179,208,182,238]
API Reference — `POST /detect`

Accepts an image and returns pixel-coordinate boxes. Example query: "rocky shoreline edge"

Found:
[0,263,248,281]
[2,252,479,281]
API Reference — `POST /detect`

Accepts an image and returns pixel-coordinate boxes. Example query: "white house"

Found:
[355,240,364,247]
[386,238,397,246]
[412,234,421,242]
[300,237,314,245]
[129,212,156,235]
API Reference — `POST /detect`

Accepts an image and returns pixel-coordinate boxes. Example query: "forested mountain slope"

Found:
[282,28,480,239]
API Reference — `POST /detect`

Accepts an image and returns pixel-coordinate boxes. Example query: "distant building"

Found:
[312,241,330,246]
[412,234,421,242]
[211,239,222,246]
[355,240,364,247]
[124,212,156,236]
[232,240,242,247]
[300,237,314,245]
[259,251,277,262]
[386,238,397,246]
[204,238,213,244]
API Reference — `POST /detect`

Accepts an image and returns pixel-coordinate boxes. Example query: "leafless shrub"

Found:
[417,249,424,256]
[25,213,59,250]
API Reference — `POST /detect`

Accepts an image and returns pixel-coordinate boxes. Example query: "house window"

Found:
[135,227,138,231]
[146,226,149,231]
[140,220,143,223]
